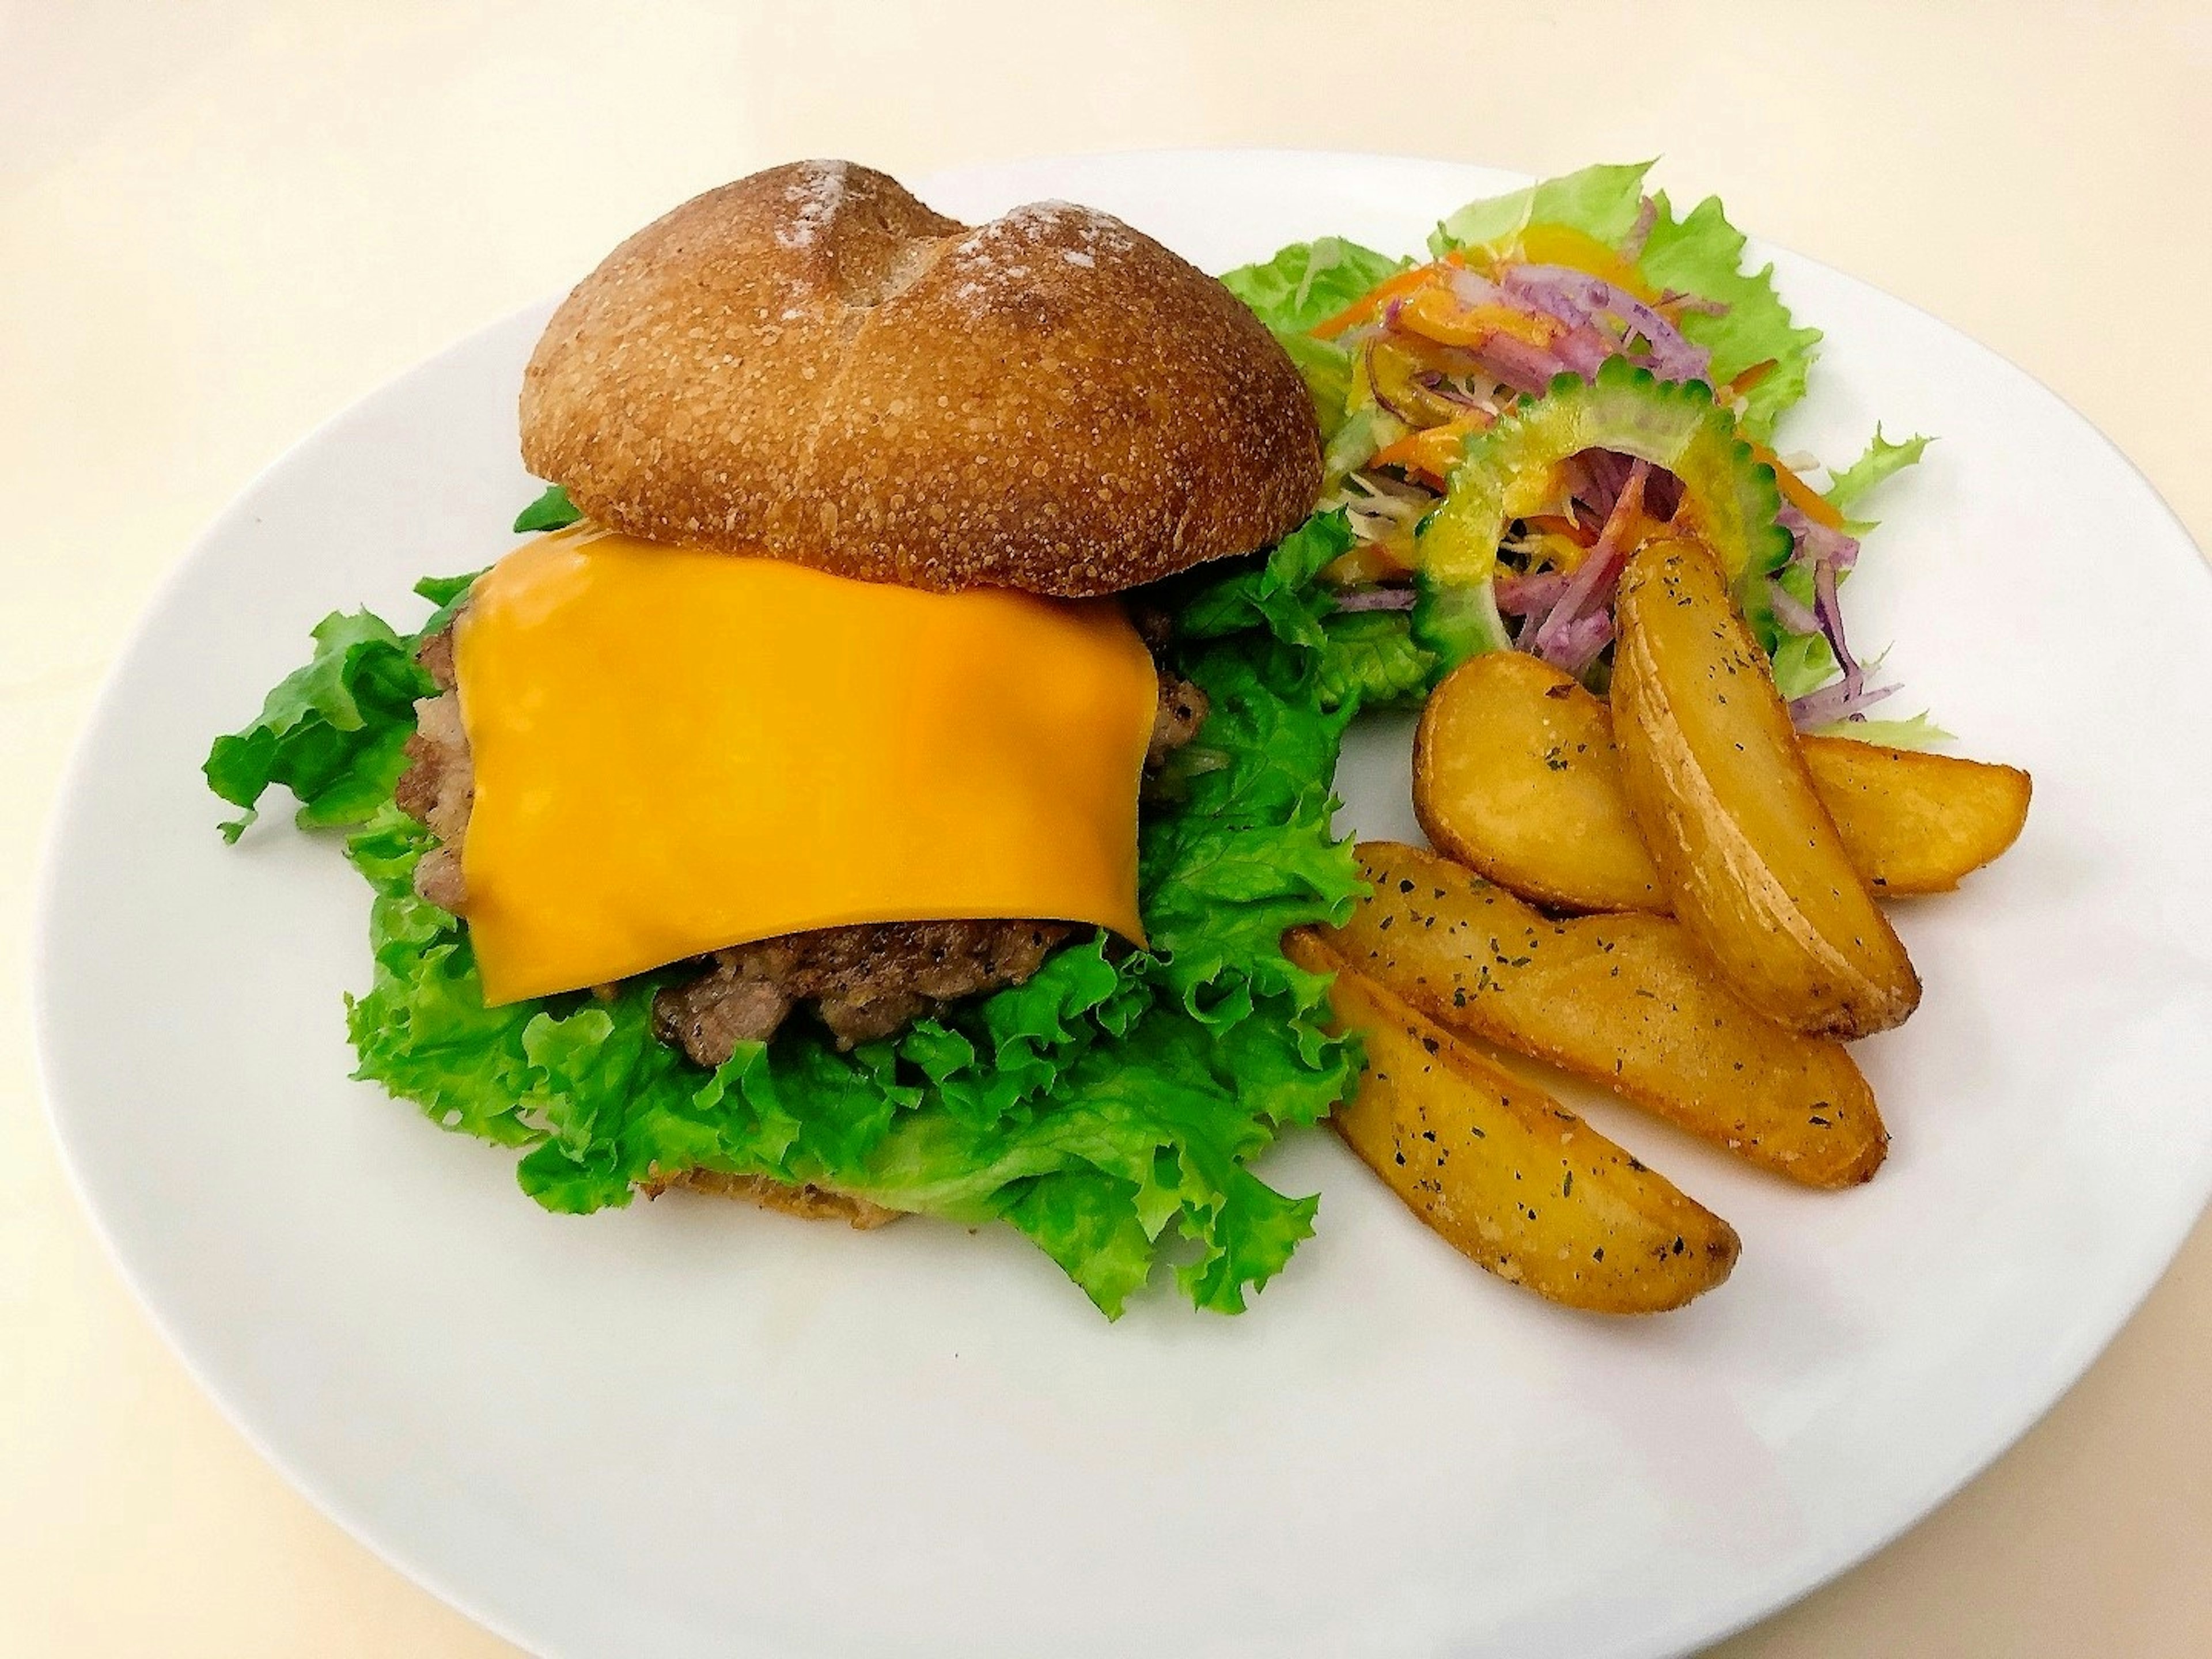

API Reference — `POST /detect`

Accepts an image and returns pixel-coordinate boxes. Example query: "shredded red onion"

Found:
[1768,502,1873,716]
[1579,448,1634,509]
[1495,569,1573,616]
[1496,264,1601,329]
[1654,287,1729,318]
[1811,556,1863,689]
[1778,501,1862,574]
[1543,609,1615,679]
[1403,260,1715,396]
[1768,579,1821,637]
[1332,586,1418,613]
[1469,332,1571,396]
[1542,325,1613,378]
[1532,459,1651,671]
[1500,265,1713,385]
[1444,266,1510,309]
[1566,449,1684,531]
[1788,677,1899,729]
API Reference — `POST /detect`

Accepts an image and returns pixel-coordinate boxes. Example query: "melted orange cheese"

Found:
[454,529,1158,1005]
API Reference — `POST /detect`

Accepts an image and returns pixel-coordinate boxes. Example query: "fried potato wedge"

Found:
[1415,652,2031,911]
[1611,538,1921,1037]
[1415,650,1665,912]
[1810,739,2032,897]
[1289,930,1740,1313]
[1320,841,1886,1187]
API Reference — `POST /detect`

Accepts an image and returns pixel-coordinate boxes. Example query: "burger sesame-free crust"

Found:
[518,161,1322,595]
[641,1166,901,1230]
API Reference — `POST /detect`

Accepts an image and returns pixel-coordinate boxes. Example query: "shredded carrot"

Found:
[1748,438,1844,531]
[1311,264,1442,340]
[1725,359,1777,399]
[1370,414,1491,486]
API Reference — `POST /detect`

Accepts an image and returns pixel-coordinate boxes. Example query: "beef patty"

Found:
[393,621,1204,1065]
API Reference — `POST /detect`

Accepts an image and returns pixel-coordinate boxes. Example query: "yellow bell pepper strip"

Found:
[1393,286,1563,351]
[1363,340,1482,429]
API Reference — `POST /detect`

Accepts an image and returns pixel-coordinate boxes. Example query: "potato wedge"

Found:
[1611,537,1921,1037]
[1415,650,1665,912]
[1317,841,1886,1187]
[1288,930,1740,1313]
[1810,739,2032,896]
[1415,652,2031,911]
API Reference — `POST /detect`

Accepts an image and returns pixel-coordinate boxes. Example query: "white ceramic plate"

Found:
[35,151,2212,1659]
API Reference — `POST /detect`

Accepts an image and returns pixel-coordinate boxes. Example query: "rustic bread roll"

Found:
[518,161,1321,595]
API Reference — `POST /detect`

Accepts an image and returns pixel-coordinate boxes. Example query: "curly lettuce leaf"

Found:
[1219,241,1404,450]
[1177,509,1354,650]
[512,483,582,533]
[1826,428,1932,528]
[204,611,434,842]
[1173,511,1439,713]
[344,796,1354,1317]
[1767,431,1933,711]
[1002,1169,1159,1313]
[1814,711,1952,749]
[1312,611,1437,712]
[1219,236,1408,336]
[1279,334,1357,446]
[1427,161,1655,259]
[1637,192,1822,434]
[238,514,1368,1319]
[414,569,484,636]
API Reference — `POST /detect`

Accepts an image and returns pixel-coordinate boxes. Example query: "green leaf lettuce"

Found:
[203,612,434,842]
[218,497,1367,1318]
[1427,160,1656,258]
[1218,236,1408,337]
[1637,192,1823,435]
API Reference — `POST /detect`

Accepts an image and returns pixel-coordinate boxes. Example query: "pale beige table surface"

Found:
[6,3,2210,1654]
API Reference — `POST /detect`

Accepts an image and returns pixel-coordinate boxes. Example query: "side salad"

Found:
[1220,159,1933,739]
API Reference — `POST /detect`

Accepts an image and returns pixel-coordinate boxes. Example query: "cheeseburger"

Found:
[210,161,1354,1313]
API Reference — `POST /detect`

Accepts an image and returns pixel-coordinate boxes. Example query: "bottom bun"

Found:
[641,1166,900,1230]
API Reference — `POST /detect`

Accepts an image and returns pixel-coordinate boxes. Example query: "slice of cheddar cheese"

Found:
[454,528,1158,1005]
